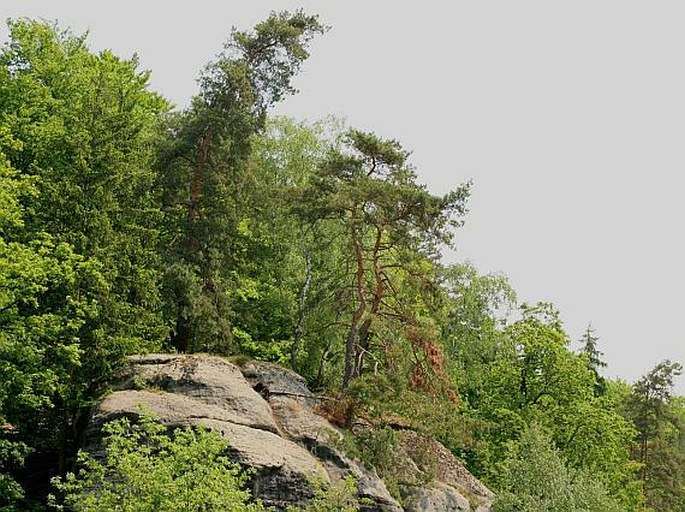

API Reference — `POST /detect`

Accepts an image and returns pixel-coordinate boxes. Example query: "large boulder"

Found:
[89,354,325,510]
[110,354,278,432]
[86,354,492,511]
[242,361,403,512]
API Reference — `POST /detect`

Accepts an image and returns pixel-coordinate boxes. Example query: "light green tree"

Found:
[493,424,623,512]
[456,303,641,508]
[0,18,168,475]
[440,262,516,408]
[230,117,337,371]
[1,18,169,352]
[0,132,102,506]
[51,416,268,512]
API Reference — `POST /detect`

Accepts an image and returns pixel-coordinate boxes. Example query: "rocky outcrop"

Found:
[90,355,327,509]
[242,362,403,511]
[86,354,492,511]
[395,431,493,512]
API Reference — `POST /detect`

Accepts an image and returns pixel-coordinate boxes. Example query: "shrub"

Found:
[50,415,268,512]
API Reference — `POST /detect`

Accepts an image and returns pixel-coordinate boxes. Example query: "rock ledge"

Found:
[87,354,492,511]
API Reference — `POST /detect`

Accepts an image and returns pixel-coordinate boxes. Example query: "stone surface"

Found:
[200,418,327,510]
[120,354,278,433]
[396,430,494,512]
[90,355,325,510]
[404,482,472,512]
[241,361,313,397]
[242,362,403,512]
[87,355,493,511]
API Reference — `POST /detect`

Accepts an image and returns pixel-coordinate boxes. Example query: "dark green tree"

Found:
[157,11,325,354]
[628,359,683,510]
[579,324,607,396]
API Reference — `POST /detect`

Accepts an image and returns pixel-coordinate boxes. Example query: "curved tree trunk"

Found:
[356,226,384,377]
[343,213,366,388]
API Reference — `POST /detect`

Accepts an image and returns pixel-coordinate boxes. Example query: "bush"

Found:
[291,476,368,512]
[50,415,268,512]
[0,438,31,510]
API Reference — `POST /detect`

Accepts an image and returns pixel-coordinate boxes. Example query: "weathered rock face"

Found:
[395,431,494,512]
[86,354,492,511]
[90,355,326,510]
[242,362,404,511]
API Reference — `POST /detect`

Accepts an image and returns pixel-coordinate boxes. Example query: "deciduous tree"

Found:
[0,17,169,490]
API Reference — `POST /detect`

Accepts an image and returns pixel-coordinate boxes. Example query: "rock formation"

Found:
[86,354,493,511]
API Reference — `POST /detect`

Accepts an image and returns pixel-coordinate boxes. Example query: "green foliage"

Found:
[0,18,170,504]
[630,360,682,441]
[50,415,268,512]
[0,232,98,447]
[1,11,684,511]
[625,360,685,511]
[0,143,108,507]
[499,303,593,410]
[352,426,403,486]
[290,476,368,512]
[493,424,623,512]
[158,11,325,355]
[440,262,516,408]
[232,117,336,372]
[294,127,470,389]
[0,438,31,509]
[579,324,608,396]
[438,281,641,508]
[1,18,168,352]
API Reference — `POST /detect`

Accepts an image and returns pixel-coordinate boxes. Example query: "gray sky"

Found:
[3,1,684,391]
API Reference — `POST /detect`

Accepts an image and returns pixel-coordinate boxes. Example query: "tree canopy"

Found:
[0,13,683,512]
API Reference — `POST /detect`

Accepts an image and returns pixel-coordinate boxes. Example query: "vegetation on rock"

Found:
[50,416,269,512]
[1,11,684,512]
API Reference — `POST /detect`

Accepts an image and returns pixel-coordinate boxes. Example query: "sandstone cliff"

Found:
[86,354,493,511]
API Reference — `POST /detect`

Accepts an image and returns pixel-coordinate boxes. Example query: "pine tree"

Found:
[579,324,607,396]
[158,11,325,354]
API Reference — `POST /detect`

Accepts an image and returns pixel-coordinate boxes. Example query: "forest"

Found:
[1,11,685,512]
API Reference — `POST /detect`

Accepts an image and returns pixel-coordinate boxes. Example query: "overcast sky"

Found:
[3,1,684,391]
